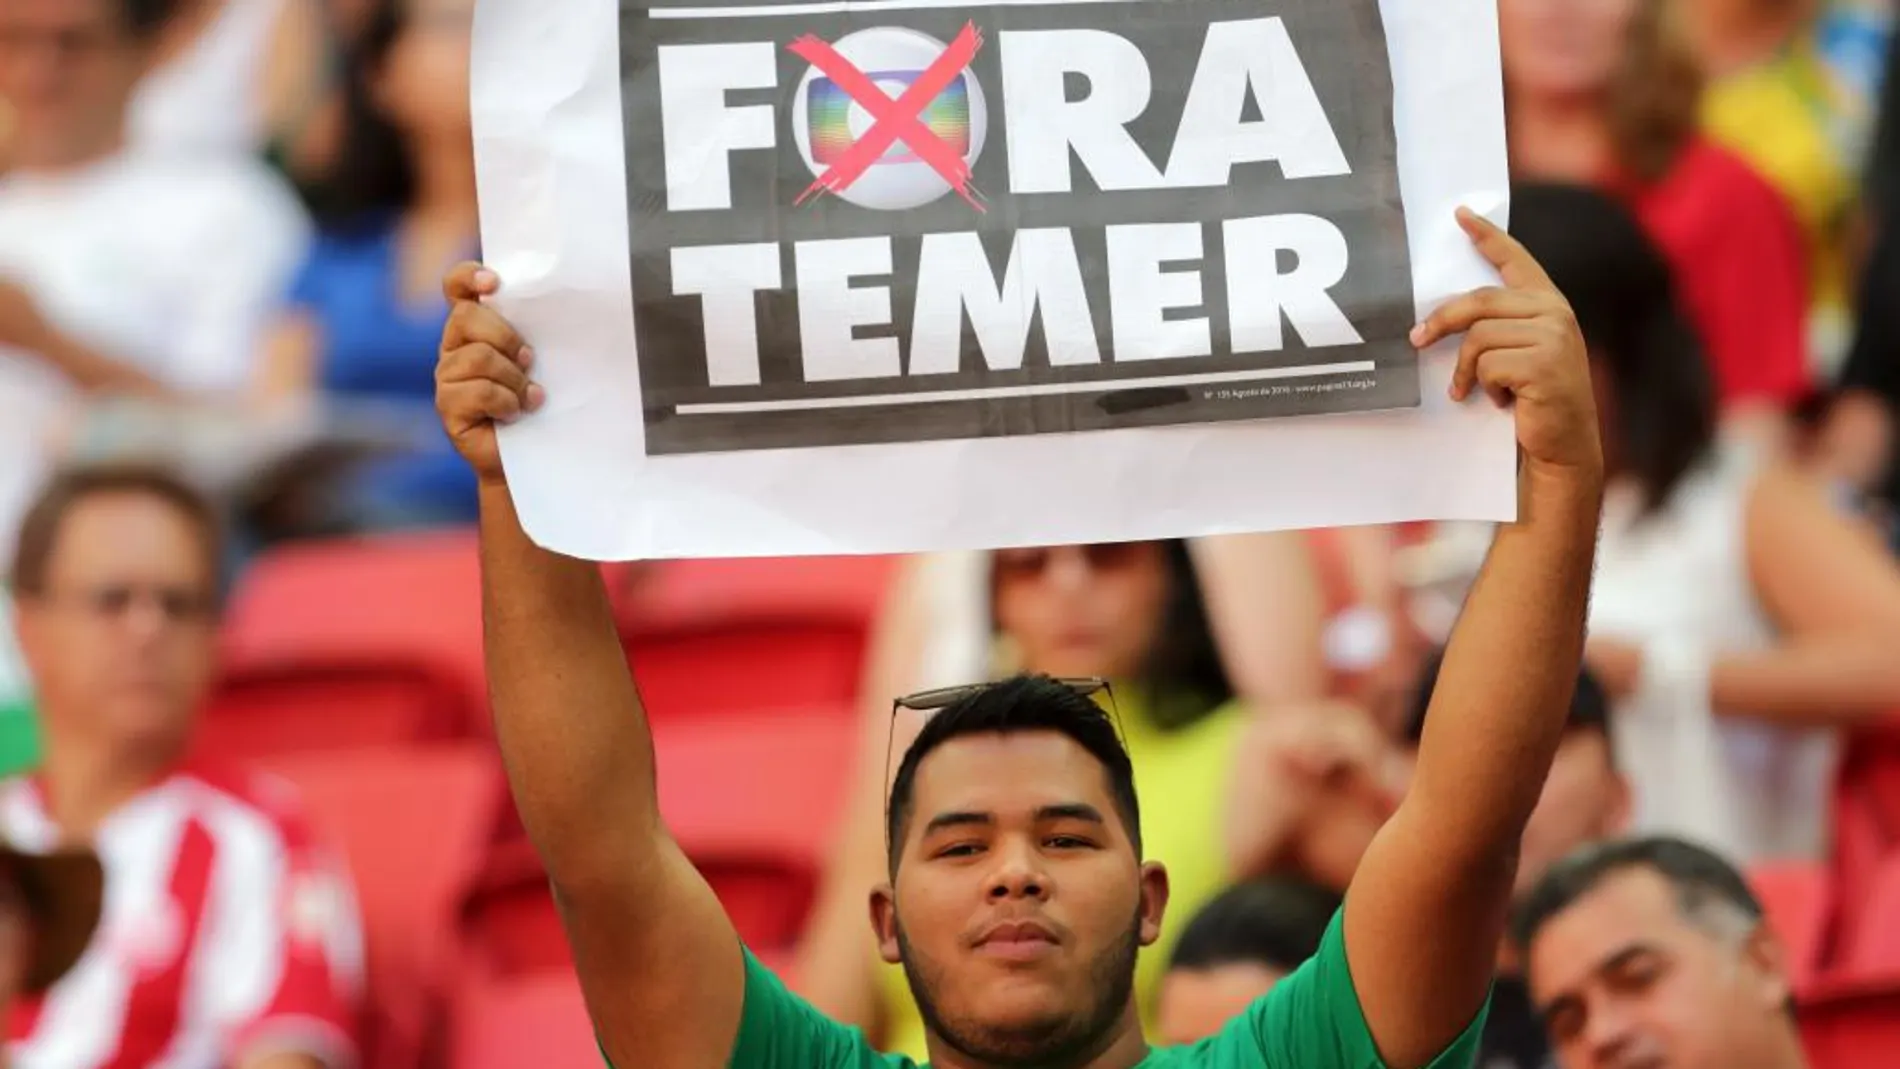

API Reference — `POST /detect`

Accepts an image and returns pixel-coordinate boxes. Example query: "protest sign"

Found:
[471,0,1516,560]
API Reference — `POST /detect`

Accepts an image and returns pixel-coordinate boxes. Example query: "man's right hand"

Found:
[436,262,545,485]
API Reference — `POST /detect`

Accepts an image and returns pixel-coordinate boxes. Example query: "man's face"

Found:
[0,0,147,167]
[1156,961,1286,1046]
[873,731,1168,1066]
[15,493,219,762]
[1526,868,1795,1069]
[1517,731,1629,897]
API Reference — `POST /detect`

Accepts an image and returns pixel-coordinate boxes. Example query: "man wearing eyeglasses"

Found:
[435,206,1604,1069]
[0,464,363,1069]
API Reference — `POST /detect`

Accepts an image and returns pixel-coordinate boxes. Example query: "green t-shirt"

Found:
[722,910,1488,1069]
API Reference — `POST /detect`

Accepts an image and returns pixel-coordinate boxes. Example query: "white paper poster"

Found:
[470,0,1516,561]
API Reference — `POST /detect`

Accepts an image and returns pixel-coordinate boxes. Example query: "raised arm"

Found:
[434,264,744,1069]
[1342,210,1605,1068]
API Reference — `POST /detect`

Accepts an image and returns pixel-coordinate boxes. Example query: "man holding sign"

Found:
[432,206,1602,1068]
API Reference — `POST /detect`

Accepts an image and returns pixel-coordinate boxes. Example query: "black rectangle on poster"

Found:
[620,0,1415,456]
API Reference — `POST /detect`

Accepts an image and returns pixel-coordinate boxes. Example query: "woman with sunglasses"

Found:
[795,535,1333,1061]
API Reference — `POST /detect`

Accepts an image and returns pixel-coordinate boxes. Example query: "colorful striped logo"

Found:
[807,70,972,166]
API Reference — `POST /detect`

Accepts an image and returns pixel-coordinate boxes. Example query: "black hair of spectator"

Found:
[1140,541,1236,730]
[301,0,417,228]
[10,462,226,612]
[1402,645,1611,752]
[885,675,1141,875]
[119,0,181,39]
[1167,877,1342,974]
[989,541,1234,733]
[1509,182,1718,514]
[1510,836,1764,953]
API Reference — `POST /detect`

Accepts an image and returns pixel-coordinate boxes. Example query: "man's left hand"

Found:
[1411,207,1603,484]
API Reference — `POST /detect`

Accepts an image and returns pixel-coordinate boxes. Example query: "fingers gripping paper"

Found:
[471,0,1516,561]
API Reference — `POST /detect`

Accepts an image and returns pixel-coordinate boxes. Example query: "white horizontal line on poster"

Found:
[672,361,1379,414]
[650,0,1146,19]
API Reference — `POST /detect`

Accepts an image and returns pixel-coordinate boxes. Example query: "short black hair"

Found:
[119,0,180,39]
[885,675,1141,874]
[1167,878,1342,974]
[1402,646,1612,752]
[1509,182,1717,515]
[1511,836,1764,951]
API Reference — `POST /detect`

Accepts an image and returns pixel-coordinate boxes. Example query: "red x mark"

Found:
[787,23,987,212]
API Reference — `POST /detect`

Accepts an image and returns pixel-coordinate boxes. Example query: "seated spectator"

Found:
[0,835,102,1017]
[252,0,481,535]
[1683,0,1866,367]
[1514,837,1807,1069]
[1235,650,1626,1069]
[1507,183,1900,865]
[127,0,334,168]
[799,541,1264,1060]
[1155,877,1340,1046]
[2,464,361,1068]
[0,0,310,550]
[1502,0,1811,441]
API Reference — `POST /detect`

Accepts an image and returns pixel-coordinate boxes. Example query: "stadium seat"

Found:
[1826,715,1900,964]
[261,744,505,1069]
[462,709,858,974]
[1748,862,1830,992]
[1799,974,1900,1069]
[203,531,488,764]
[1840,856,1900,976]
[617,556,896,723]
[451,971,599,1069]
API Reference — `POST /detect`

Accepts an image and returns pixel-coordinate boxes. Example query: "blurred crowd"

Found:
[2,0,1900,1067]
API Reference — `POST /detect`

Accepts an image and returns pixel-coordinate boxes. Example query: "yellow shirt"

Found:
[877,693,1246,1061]
[1702,37,1862,362]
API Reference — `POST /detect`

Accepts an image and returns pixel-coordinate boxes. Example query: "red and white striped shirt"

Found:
[1,766,364,1068]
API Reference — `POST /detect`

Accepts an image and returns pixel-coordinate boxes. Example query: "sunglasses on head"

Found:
[991,543,1149,580]
[882,676,1124,848]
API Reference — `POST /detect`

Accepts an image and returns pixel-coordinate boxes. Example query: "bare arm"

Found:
[1712,463,1900,725]
[792,555,941,1036]
[1344,210,1604,1069]
[436,264,743,1069]
[1189,533,1329,705]
[239,1054,325,1069]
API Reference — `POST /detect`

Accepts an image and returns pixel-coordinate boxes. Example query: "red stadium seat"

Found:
[451,972,599,1069]
[1840,856,1900,976]
[205,531,489,763]
[617,556,896,723]
[461,709,858,975]
[1749,862,1830,992]
[1799,974,1900,1069]
[261,744,505,1069]
[1827,714,1900,964]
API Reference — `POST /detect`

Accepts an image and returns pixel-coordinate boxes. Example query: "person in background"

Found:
[1502,0,1812,445]
[1514,837,1809,1069]
[126,0,335,169]
[1507,182,1900,866]
[1232,650,1628,1069]
[251,0,481,535]
[1684,0,1868,369]
[798,541,1260,1060]
[0,0,310,551]
[1154,877,1341,1046]
[1,464,362,1068]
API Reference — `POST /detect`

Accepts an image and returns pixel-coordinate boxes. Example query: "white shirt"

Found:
[129,0,291,158]
[0,150,309,550]
[1590,443,1837,864]
[2,766,363,1069]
